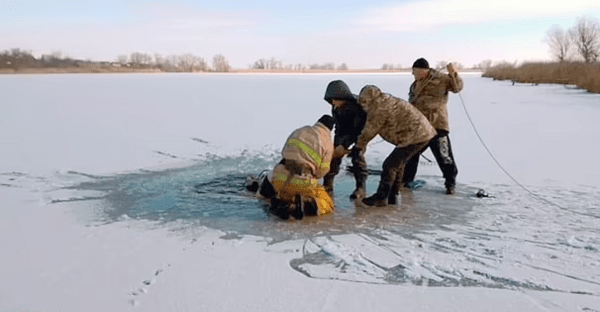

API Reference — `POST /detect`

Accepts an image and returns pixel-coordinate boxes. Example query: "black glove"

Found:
[349,146,363,159]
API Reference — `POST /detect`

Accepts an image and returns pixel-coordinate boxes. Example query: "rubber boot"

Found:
[388,167,406,205]
[269,198,290,220]
[349,152,368,200]
[388,179,401,205]
[323,176,334,196]
[445,184,455,195]
[291,195,304,220]
[349,173,366,200]
[323,155,342,196]
[362,181,391,207]
[245,176,259,192]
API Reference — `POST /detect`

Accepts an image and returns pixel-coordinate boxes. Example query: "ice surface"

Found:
[1,73,599,311]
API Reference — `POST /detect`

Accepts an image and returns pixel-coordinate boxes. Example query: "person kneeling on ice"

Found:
[351,85,436,207]
[246,115,335,220]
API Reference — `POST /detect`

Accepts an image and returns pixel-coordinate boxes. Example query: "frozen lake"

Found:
[1,73,599,311]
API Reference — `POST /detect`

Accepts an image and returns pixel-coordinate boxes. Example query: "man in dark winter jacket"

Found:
[322,80,368,200]
[402,58,463,195]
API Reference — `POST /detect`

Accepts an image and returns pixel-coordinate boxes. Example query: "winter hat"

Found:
[317,115,335,130]
[324,80,356,104]
[412,58,430,69]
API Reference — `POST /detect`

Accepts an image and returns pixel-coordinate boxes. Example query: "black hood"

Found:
[324,80,357,104]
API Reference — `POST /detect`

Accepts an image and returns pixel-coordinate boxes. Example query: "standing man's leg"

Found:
[364,142,428,206]
[401,143,430,188]
[323,153,343,195]
[389,142,429,204]
[349,152,368,200]
[429,132,458,194]
[401,153,420,186]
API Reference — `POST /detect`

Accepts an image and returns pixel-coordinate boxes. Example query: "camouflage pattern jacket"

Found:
[355,85,436,151]
[408,69,463,132]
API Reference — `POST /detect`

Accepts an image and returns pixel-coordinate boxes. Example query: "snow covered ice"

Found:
[1,73,599,311]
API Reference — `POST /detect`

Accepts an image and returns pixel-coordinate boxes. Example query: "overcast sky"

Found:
[1,0,599,69]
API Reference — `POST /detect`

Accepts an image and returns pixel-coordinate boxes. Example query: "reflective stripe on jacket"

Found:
[269,164,334,216]
[281,121,333,179]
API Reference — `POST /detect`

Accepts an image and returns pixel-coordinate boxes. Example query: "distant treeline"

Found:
[2,48,485,74]
[482,61,600,93]
[0,49,232,73]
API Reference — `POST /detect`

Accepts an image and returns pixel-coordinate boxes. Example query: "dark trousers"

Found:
[323,146,368,187]
[402,131,458,188]
[382,142,429,195]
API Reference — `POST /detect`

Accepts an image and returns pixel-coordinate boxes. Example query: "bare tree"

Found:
[266,57,281,70]
[382,63,403,70]
[252,57,282,70]
[162,55,180,71]
[545,25,572,62]
[252,58,266,69]
[478,59,493,71]
[41,51,64,67]
[212,54,230,72]
[337,63,348,70]
[435,61,448,70]
[116,55,128,65]
[153,54,164,69]
[178,54,206,72]
[452,62,464,70]
[10,48,21,57]
[130,52,152,68]
[570,16,600,63]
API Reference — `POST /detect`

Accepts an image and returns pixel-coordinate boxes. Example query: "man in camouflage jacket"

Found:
[352,85,436,206]
[402,58,463,194]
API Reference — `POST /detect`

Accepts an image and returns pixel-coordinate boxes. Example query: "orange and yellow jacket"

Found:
[269,120,334,215]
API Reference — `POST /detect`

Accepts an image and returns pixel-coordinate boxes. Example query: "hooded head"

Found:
[357,85,383,113]
[317,114,335,131]
[324,80,357,105]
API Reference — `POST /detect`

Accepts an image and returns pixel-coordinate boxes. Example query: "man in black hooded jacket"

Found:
[323,80,368,200]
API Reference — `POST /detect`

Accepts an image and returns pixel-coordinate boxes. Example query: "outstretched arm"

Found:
[446,63,463,93]
[354,115,381,153]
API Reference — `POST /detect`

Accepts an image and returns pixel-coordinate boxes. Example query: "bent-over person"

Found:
[246,115,335,219]
[351,85,436,207]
